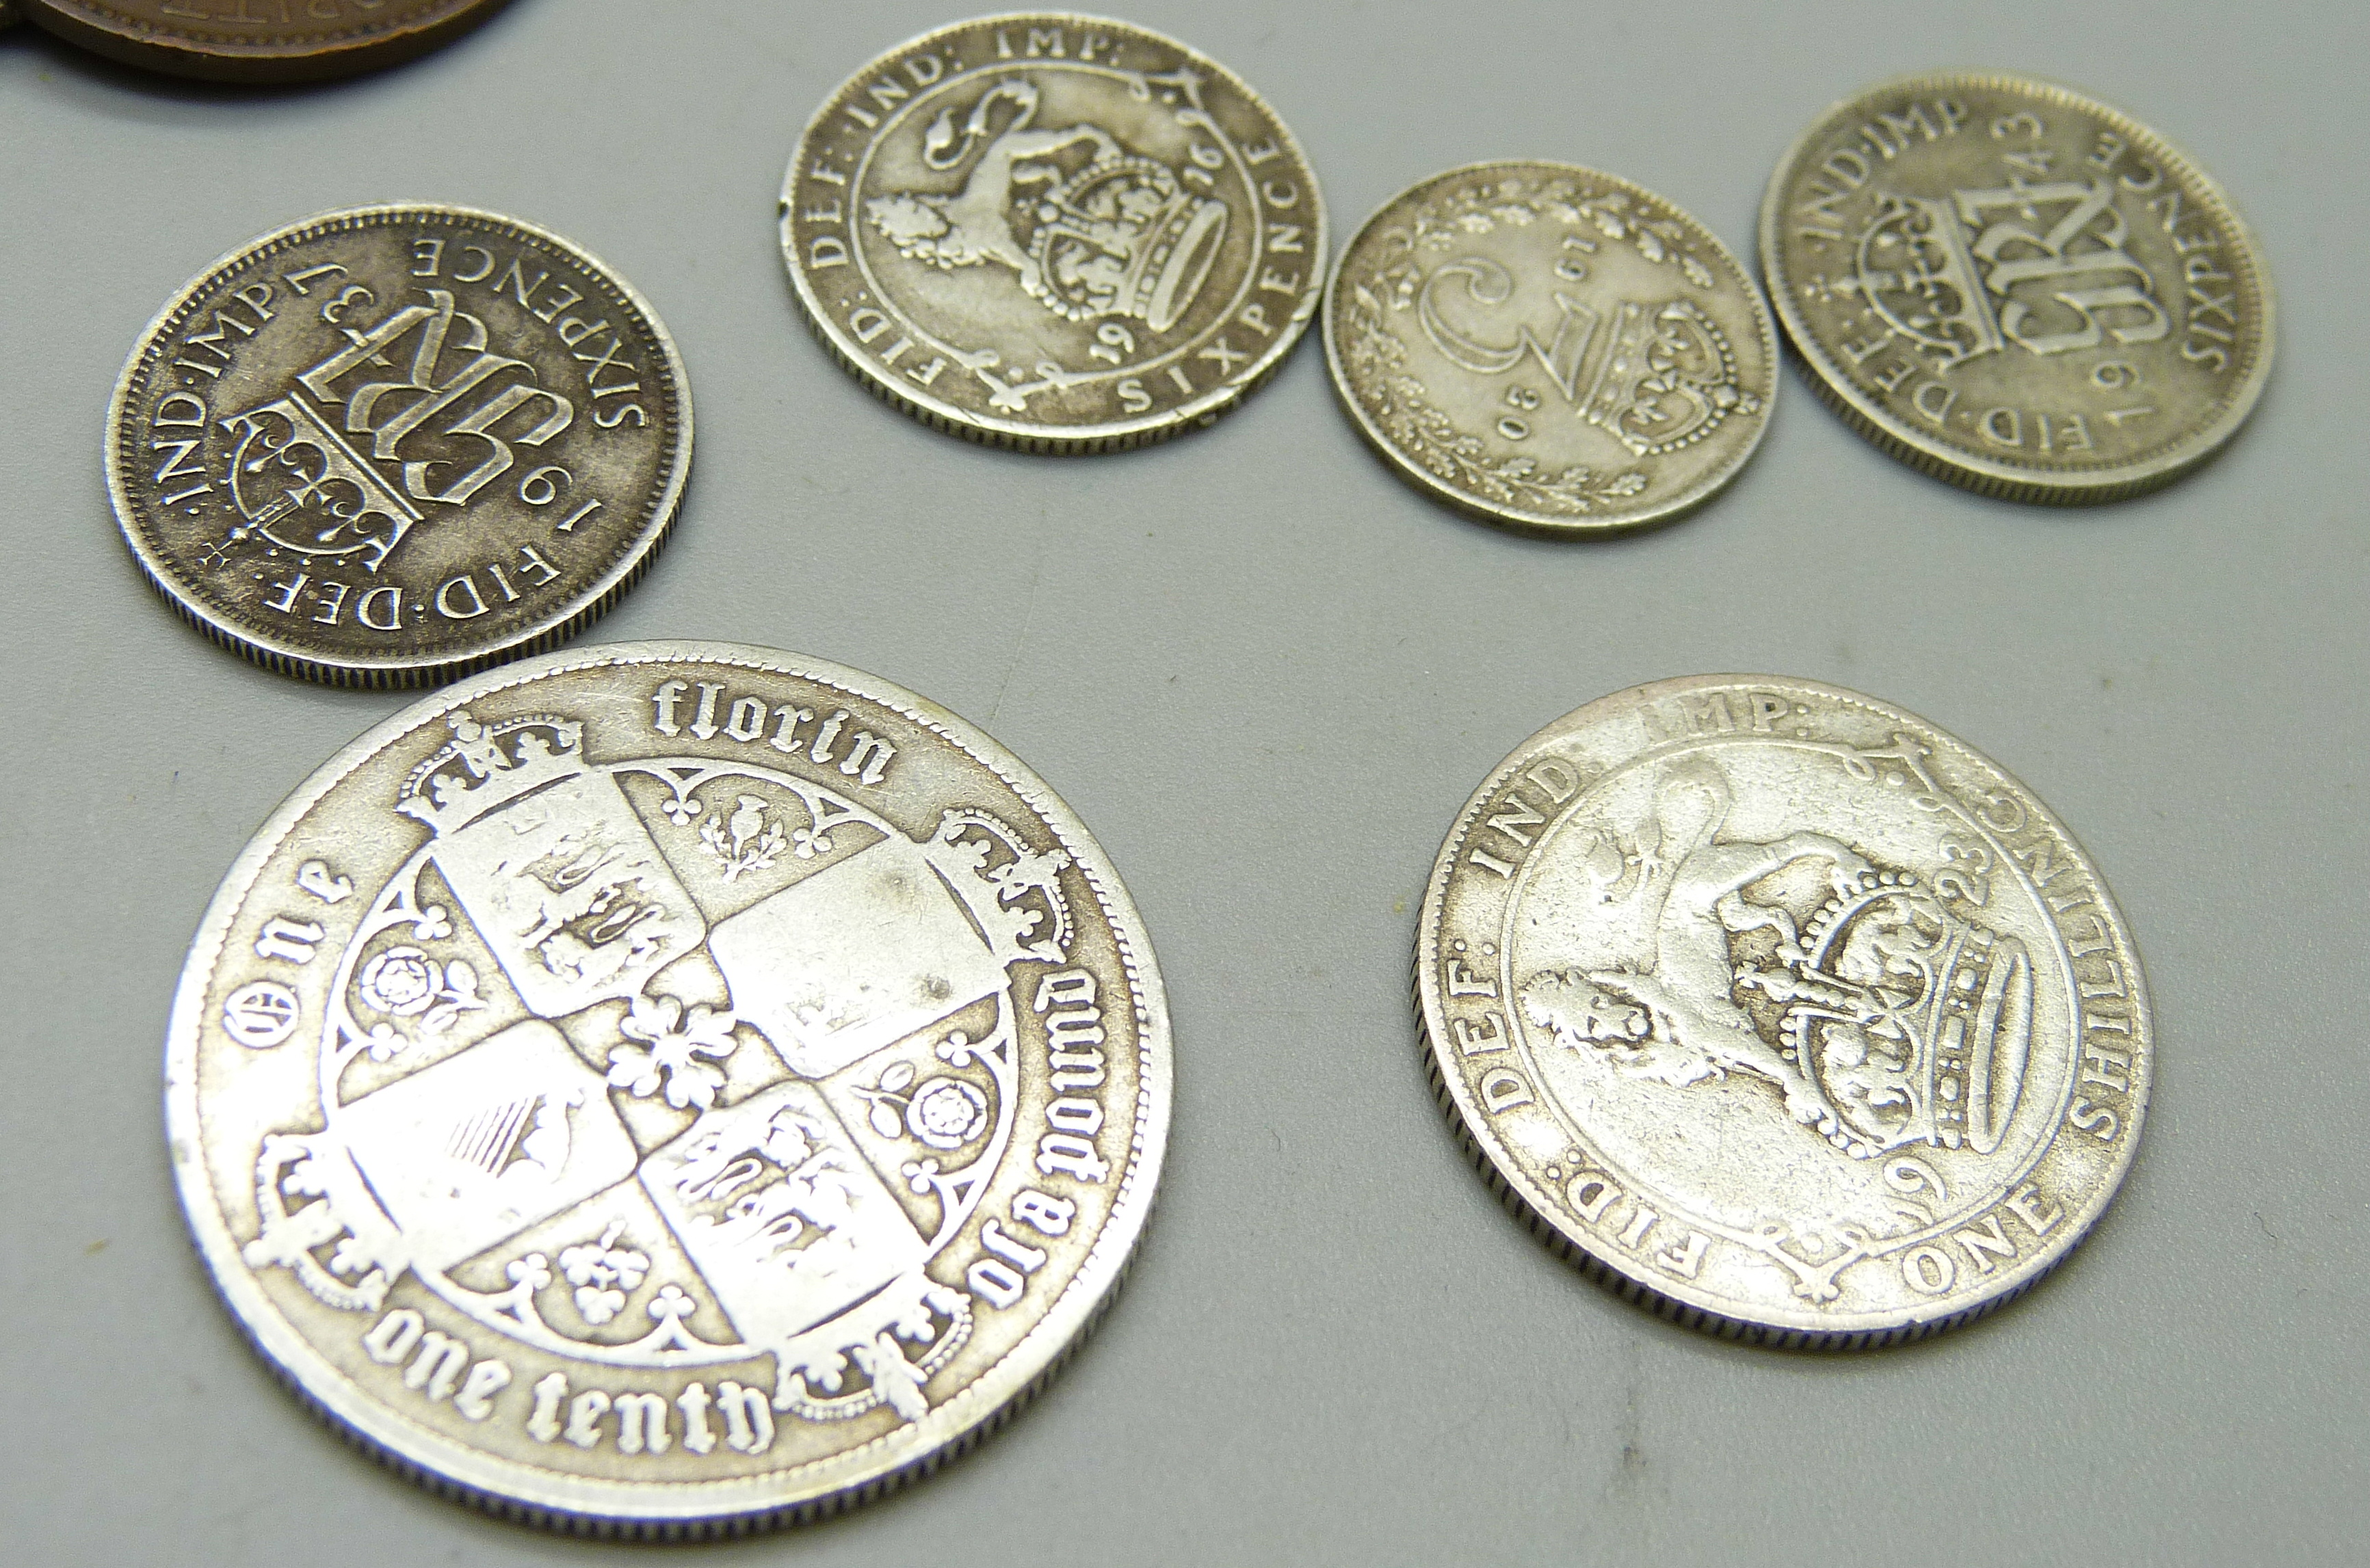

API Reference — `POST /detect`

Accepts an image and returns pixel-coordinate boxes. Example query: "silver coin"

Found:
[109,204,692,687]
[1326,161,1776,533]
[1415,675,2149,1344]
[168,642,1171,1532]
[1760,72,2273,503]
[780,14,1326,453]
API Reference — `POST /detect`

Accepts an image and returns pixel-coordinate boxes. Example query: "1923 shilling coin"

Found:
[108,204,691,688]
[780,14,1327,453]
[1326,161,1776,534]
[1415,676,2149,1345]
[1759,72,2272,502]
[168,642,1172,1532]
[21,0,512,83]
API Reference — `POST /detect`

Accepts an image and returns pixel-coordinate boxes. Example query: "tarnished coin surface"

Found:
[1761,72,2272,502]
[781,14,1326,453]
[1416,675,2148,1345]
[168,642,1171,1532]
[21,0,510,82]
[1327,161,1776,533]
[109,204,690,687]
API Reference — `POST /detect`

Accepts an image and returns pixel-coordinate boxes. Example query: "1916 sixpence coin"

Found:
[1327,161,1776,533]
[1761,72,2272,502]
[782,14,1326,453]
[168,641,1171,1532]
[21,0,512,82]
[1417,675,2148,1344]
[109,204,690,687]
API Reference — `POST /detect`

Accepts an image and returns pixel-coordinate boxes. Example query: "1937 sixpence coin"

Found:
[109,204,690,687]
[1417,676,2148,1344]
[1327,161,1776,533]
[1760,72,2272,502]
[782,14,1326,453]
[21,0,512,82]
[168,641,1171,1532]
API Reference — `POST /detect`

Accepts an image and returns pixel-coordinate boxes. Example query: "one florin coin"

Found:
[168,641,1172,1532]
[1326,161,1776,534]
[21,0,512,82]
[1760,72,2272,502]
[1416,675,2148,1344]
[782,14,1326,453]
[109,204,691,687]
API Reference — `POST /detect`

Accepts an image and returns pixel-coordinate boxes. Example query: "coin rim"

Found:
[164,639,1173,1532]
[1321,159,1778,536]
[1756,70,2276,504]
[106,203,694,690]
[1412,672,2152,1344]
[778,10,1328,455]
[21,0,512,83]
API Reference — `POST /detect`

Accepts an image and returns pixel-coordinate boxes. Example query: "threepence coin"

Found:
[1325,161,1776,535]
[109,204,690,688]
[21,0,510,83]
[1760,72,2272,502]
[168,641,1171,1532]
[1415,675,2148,1345]
[781,14,1326,453]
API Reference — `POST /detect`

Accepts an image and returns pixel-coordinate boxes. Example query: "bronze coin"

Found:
[22,0,514,84]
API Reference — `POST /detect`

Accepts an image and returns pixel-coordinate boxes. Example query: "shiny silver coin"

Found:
[1327,161,1776,533]
[109,204,692,687]
[780,14,1326,453]
[168,642,1171,1532]
[1415,675,2148,1344]
[1760,72,2272,503]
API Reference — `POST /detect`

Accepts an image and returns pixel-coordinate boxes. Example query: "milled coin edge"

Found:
[778,11,1327,455]
[163,640,1174,1532]
[1321,159,1778,536]
[21,0,514,83]
[1756,70,2276,505]
[105,202,694,689]
[1411,672,2152,1345]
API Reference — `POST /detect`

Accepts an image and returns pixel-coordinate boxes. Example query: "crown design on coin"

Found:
[925,808,1075,964]
[1832,194,2005,371]
[219,392,427,573]
[1740,870,2033,1159]
[395,709,588,835]
[864,75,1228,334]
[1583,298,1763,456]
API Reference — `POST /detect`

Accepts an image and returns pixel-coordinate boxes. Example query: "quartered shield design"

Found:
[244,702,1078,1423]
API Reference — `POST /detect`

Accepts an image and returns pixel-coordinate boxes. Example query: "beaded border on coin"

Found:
[1414,674,2150,1346]
[167,641,1173,1533]
[106,204,692,689]
[1325,160,1778,535]
[1759,72,2274,503]
[780,13,1328,454]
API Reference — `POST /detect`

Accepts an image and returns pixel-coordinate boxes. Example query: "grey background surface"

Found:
[3,3,2364,1563]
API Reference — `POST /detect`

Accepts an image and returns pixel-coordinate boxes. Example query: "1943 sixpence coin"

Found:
[109,204,691,687]
[1760,72,2272,502]
[1416,675,2149,1344]
[782,14,1326,453]
[21,0,512,82]
[1327,161,1776,533]
[168,641,1171,1532]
